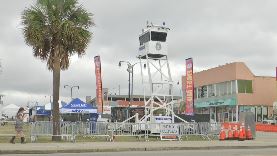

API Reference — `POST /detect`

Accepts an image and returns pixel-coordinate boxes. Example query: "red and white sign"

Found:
[185,58,194,115]
[103,106,111,114]
[94,56,103,113]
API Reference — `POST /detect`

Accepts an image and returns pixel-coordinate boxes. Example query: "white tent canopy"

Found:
[1,104,20,118]
[44,101,64,110]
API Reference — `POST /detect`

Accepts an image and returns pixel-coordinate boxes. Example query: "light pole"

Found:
[118,61,140,105]
[64,85,80,99]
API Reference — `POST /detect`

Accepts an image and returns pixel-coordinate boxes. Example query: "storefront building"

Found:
[182,62,276,122]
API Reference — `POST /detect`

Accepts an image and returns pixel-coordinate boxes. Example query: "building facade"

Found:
[89,94,181,115]
[182,62,276,122]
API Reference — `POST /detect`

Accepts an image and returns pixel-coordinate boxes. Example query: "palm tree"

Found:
[22,0,94,141]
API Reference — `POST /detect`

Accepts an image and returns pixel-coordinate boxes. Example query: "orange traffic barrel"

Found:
[219,126,226,141]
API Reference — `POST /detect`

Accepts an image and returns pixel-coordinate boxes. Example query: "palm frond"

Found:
[22,0,94,71]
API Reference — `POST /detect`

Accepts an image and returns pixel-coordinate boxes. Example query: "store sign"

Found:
[160,124,179,140]
[195,97,237,108]
[94,56,103,113]
[185,58,194,115]
[103,106,111,114]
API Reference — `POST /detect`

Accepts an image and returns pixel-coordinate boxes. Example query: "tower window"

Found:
[151,31,167,42]
[139,32,150,45]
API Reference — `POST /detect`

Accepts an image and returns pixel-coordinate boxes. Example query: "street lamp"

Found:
[64,85,80,99]
[118,61,140,106]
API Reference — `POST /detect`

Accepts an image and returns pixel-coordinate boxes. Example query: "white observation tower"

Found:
[138,22,187,125]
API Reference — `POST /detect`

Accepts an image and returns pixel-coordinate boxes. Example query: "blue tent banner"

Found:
[36,106,51,116]
[60,98,97,114]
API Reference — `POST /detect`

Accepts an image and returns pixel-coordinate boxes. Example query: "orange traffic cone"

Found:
[219,126,226,141]
[233,125,239,140]
[242,123,246,138]
[238,124,246,141]
[246,126,253,140]
[227,125,233,140]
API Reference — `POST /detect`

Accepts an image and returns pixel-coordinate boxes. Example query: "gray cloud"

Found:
[0,0,276,106]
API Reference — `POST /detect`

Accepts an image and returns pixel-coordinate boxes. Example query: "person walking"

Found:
[10,107,27,144]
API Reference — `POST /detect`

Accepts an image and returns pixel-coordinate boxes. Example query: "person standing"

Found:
[10,107,27,144]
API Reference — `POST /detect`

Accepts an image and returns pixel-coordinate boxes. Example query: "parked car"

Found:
[262,119,276,125]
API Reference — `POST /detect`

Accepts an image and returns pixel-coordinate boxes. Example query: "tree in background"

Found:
[21,0,94,141]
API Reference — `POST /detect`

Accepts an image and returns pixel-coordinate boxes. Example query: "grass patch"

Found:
[75,136,109,142]
[0,123,30,143]
[180,135,218,141]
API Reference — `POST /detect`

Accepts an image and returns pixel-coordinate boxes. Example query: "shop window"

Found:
[210,107,216,121]
[216,83,221,97]
[197,87,201,99]
[238,80,253,93]
[200,86,207,98]
[222,82,227,96]
[226,81,232,95]
[194,88,197,99]
[202,108,209,114]
[215,82,226,97]
[208,85,215,97]
[257,107,262,122]
[210,81,236,97]
[262,107,268,120]
[231,80,236,94]
[240,106,254,112]
[232,111,236,122]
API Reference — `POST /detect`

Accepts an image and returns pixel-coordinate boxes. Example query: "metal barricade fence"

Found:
[209,122,221,136]
[75,122,110,136]
[178,122,221,140]
[29,121,221,142]
[30,121,75,142]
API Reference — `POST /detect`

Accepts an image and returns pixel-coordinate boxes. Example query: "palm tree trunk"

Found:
[52,55,61,141]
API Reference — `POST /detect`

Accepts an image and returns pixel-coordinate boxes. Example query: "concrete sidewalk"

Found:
[0,139,277,154]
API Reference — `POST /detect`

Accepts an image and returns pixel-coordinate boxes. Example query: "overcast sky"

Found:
[0,0,276,107]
